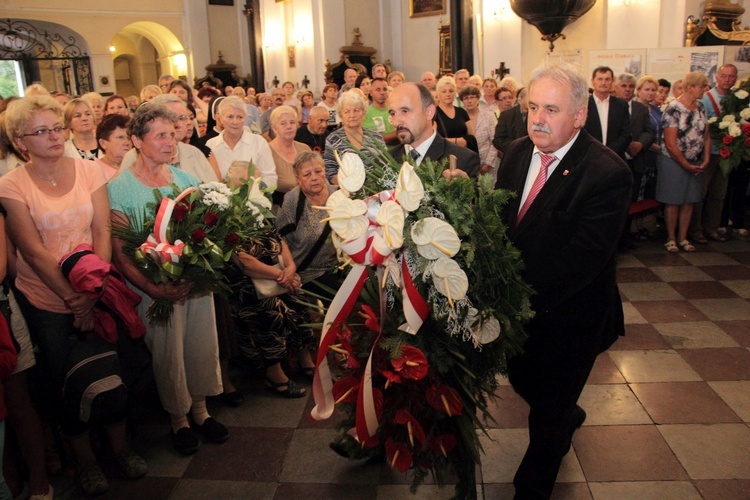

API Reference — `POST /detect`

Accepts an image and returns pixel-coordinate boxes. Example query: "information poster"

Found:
[647,46,725,85]
[588,49,647,79]
[546,49,583,73]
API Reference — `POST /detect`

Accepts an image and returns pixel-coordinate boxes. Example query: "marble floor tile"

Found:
[729,251,750,265]
[577,384,651,426]
[616,253,646,268]
[103,476,178,500]
[693,479,750,499]
[586,352,626,384]
[182,427,293,482]
[678,347,750,380]
[653,321,740,349]
[633,252,692,267]
[699,265,750,280]
[690,298,750,321]
[667,280,740,299]
[275,482,377,500]
[218,391,309,428]
[279,428,381,484]
[616,267,661,283]
[588,481,701,500]
[621,302,648,324]
[574,425,688,482]
[376,484,458,500]
[630,300,708,323]
[708,381,750,421]
[679,252,742,266]
[630,382,742,424]
[480,484,516,499]
[611,324,672,350]
[608,350,702,383]
[550,482,594,499]
[132,424,193,478]
[618,282,683,301]
[169,479,277,499]
[482,384,529,429]
[658,424,750,479]
[720,279,750,298]
[716,320,750,347]
[649,265,714,282]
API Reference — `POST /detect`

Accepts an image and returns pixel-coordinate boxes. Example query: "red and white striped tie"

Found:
[516,153,556,225]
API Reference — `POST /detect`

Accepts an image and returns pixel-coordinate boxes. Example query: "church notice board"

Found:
[587,47,727,86]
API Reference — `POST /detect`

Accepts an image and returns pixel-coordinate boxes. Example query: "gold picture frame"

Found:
[409,0,446,18]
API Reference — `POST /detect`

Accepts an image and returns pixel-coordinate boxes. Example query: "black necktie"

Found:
[410,149,420,161]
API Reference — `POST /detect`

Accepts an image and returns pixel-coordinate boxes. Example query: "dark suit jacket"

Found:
[390,132,481,177]
[627,100,655,174]
[492,105,527,154]
[495,130,632,357]
[585,95,631,160]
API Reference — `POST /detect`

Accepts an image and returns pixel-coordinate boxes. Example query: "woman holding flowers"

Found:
[108,104,228,456]
[0,95,145,496]
[657,71,711,253]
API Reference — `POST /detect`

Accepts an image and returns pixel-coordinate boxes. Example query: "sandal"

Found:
[707,232,728,242]
[736,228,749,237]
[693,233,709,244]
[664,240,679,253]
[679,239,696,252]
[265,377,306,398]
[299,363,315,381]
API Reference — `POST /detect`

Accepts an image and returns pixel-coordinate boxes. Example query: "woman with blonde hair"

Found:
[268,105,311,206]
[63,98,100,160]
[81,92,104,125]
[139,85,161,103]
[434,76,477,153]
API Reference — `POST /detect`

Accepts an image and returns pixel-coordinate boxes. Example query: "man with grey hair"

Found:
[119,94,218,182]
[420,71,437,90]
[371,63,387,80]
[495,63,632,498]
[158,74,174,94]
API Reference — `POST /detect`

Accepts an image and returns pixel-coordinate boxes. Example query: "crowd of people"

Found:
[0,59,747,499]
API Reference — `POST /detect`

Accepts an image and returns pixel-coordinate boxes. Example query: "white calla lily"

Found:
[395,161,425,212]
[325,198,369,241]
[247,179,272,210]
[411,217,461,260]
[375,200,405,250]
[335,151,366,193]
[432,257,468,308]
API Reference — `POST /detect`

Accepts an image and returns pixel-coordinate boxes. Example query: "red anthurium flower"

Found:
[394,409,426,447]
[426,384,463,416]
[380,369,403,388]
[359,304,380,333]
[203,211,219,226]
[385,438,412,473]
[720,147,731,159]
[391,345,428,380]
[172,204,188,221]
[191,228,206,244]
[723,134,735,145]
[332,376,359,405]
[429,434,458,457]
[224,232,240,247]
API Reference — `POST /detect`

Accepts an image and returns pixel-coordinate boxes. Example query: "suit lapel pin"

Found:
[563,170,569,176]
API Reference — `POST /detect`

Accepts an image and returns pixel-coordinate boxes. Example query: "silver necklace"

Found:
[28,163,59,187]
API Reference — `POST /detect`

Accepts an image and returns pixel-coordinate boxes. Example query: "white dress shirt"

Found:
[593,94,610,146]
[518,131,580,213]
[207,129,278,188]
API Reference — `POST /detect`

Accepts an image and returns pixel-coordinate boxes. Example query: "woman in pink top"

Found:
[0,95,146,496]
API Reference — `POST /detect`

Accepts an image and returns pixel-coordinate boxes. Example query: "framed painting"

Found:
[208,0,233,5]
[410,0,446,18]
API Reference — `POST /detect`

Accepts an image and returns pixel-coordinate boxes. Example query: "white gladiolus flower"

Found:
[247,179,272,210]
[708,116,718,124]
[721,114,736,123]
[740,108,750,121]
[730,124,742,137]
[719,121,730,130]
[735,90,749,99]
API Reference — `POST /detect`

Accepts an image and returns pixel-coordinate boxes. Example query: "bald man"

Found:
[420,71,437,90]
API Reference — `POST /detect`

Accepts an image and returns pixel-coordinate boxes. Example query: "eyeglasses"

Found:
[22,126,67,137]
[177,115,189,122]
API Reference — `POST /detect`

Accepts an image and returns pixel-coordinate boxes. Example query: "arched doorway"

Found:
[110,21,187,95]
[0,18,93,96]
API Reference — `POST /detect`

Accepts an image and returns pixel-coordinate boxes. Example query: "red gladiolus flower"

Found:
[723,134,734,145]
[203,211,219,226]
[385,438,412,473]
[359,304,380,333]
[742,123,750,136]
[391,345,428,380]
[429,434,458,457]
[426,384,463,416]
[394,409,426,447]
[332,376,359,405]
[224,232,240,247]
[191,228,206,244]
[719,147,731,159]
[172,204,188,221]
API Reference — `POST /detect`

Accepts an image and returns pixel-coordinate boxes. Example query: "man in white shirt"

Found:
[584,66,631,159]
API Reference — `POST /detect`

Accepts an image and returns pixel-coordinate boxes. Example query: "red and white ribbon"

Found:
[139,187,198,267]
[399,254,430,335]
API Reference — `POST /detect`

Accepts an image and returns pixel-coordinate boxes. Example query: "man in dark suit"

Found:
[388,82,480,178]
[584,66,631,159]
[493,87,529,156]
[495,64,632,499]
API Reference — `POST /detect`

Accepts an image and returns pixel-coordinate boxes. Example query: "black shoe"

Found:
[197,417,229,444]
[221,390,244,407]
[565,405,587,455]
[171,427,200,455]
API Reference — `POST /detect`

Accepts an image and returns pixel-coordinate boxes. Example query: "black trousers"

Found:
[508,329,598,500]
